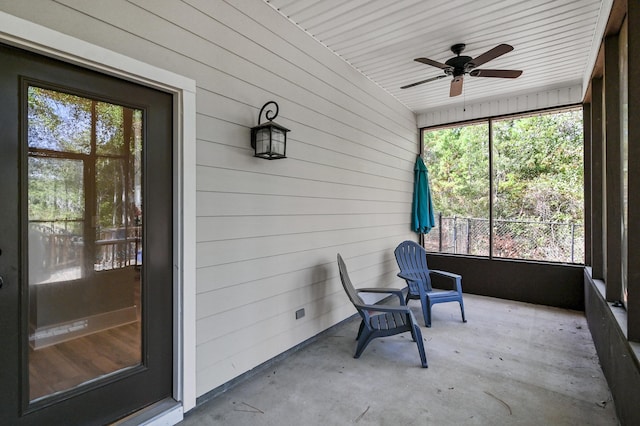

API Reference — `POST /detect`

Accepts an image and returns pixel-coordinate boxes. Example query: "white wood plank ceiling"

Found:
[264,0,608,114]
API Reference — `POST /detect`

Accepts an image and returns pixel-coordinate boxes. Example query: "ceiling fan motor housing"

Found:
[445,43,473,76]
[445,55,473,76]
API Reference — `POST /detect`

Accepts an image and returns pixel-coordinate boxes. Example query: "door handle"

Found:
[0,276,3,289]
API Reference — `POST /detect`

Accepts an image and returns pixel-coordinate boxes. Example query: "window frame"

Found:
[420,104,585,264]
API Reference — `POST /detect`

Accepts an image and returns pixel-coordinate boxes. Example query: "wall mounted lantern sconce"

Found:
[251,101,290,159]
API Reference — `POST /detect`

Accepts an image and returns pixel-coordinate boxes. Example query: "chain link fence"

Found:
[423,214,584,264]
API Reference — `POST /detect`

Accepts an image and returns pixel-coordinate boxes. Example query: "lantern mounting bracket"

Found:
[258,101,279,125]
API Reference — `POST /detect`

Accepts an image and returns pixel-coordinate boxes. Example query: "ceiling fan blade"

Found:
[414,57,452,70]
[450,76,463,97]
[468,44,513,68]
[470,69,522,78]
[401,74,447,89]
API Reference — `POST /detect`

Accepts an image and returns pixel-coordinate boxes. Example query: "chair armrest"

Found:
[357,287,406,305]
[430,269,461,280]
[354,303,412,315]
[429,269,463,292]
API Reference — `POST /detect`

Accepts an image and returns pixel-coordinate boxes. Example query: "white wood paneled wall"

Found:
[417,84,583,128]
[0,0,418,396]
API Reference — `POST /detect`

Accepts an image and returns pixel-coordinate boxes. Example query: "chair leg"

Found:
[420,294,431,327]
[459,299,467,323]
[412,324,428,368]
[409,317,418,342]
[423,298,432,328]
[356,321,365,340]
[354,331,375,358]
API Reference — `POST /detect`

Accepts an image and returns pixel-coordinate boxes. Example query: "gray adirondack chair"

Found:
[337,254,427,367]
[394,240,466,327]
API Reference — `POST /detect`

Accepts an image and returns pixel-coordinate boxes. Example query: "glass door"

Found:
[0,43,173,425]
[27,87,144,401]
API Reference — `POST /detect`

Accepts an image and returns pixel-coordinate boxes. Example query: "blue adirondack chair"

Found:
[337,254,428,367]
[394,240,467,327]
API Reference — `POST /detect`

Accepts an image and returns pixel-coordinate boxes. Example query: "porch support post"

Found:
[590,77,604,279]
[604,35,622,302]
[627,0,640,341]
[583,103,592,266]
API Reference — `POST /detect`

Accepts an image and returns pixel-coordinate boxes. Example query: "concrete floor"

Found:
[180,294,618,425]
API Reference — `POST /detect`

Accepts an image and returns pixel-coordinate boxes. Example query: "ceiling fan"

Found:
[401,43,522,97]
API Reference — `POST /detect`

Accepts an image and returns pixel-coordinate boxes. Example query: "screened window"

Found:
[423,122,490,256]
[422,108,584,263]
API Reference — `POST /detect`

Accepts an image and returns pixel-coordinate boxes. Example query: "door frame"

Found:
[0,10,197,419]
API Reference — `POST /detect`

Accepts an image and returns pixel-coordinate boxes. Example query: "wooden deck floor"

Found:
[29,321,140,401]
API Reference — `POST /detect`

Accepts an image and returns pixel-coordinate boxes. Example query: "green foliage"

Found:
[28,157,84,221]
[424,109,584,225]
[424,123,490,218]
[493,110,583,223]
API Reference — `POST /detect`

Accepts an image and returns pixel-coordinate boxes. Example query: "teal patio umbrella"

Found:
[412,156,436,233]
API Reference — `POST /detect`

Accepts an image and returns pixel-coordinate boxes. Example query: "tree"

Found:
[424,110,583,225]
[424,123,490,218]
[492,110,583,223]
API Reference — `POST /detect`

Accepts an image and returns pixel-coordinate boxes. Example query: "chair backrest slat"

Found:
[394,240,432,291]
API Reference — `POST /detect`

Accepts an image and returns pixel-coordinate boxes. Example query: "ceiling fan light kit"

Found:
[401,43,523,96]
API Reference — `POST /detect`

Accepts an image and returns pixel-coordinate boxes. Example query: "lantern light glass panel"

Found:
[255,128,271,157]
